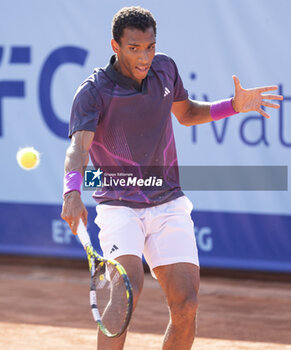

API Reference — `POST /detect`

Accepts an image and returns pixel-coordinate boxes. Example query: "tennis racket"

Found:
[77,220,133,338]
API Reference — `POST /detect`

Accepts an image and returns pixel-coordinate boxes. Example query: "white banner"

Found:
[0,0,290,216]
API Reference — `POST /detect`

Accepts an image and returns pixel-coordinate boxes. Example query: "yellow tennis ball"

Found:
[16,147,40,170]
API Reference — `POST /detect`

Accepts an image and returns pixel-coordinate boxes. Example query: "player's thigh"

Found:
[154,262,200,311]
[144,196,199,272]
[116,255,144,308]
[95,204,145,261]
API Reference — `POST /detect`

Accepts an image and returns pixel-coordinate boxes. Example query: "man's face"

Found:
[111,26,156,85]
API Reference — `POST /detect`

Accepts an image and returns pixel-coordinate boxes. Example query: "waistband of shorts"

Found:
[97,191,184,209]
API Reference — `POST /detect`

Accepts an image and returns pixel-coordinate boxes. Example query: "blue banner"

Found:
[192,211,291,272]
[1,202,290,272]
[0,0,291,272]
[0,202,101,258]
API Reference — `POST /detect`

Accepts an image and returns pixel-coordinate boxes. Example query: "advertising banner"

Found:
[0,0,290,271]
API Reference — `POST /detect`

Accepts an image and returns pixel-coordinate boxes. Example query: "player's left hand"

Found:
[232,75,283,119]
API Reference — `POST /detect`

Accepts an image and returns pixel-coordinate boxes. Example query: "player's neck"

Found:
[113,59,142,86]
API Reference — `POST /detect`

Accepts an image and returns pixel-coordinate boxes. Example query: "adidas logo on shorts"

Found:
[110,244,119,254]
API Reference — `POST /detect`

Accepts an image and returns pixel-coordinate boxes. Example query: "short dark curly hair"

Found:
[112,6,157,44]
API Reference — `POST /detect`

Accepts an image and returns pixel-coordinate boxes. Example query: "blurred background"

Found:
[0,0,290,274]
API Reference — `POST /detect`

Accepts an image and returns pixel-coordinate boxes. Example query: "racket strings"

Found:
[93,261,130,335]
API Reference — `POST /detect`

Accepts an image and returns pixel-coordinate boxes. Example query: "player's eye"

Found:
[129,47,137,51]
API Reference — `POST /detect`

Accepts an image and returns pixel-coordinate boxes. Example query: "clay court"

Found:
[0,261,290,350]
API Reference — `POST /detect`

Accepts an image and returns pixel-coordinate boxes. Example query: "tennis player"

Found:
[61,6,283,350]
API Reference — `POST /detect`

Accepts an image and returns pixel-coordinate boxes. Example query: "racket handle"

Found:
[77,220,91,248]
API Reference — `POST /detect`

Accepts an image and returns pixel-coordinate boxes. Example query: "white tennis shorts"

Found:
[95,195,199,272]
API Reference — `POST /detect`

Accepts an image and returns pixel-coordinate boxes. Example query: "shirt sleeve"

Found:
[68,81,101,138]
[169,57,188,102]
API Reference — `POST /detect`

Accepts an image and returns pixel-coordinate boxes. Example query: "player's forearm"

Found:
[64,144,89,175]
[176,98,237,126]
[64,130,94,175]
[62,131,93,232]
[183,100,212,126]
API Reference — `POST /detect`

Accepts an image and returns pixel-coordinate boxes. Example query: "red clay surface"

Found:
[0,263,291,349]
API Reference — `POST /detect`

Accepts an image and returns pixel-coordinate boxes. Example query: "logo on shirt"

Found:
[84,168,103,188]
[163,87,170,97]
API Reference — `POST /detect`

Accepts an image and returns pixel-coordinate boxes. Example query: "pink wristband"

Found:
[210,98,238,121]
[63,171,83,197]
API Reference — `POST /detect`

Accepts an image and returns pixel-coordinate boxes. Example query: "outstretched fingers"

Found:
[262,94,284,100]
[257,85,279,93]
[262,101,280,109]
[231,76,284,118]
[258,108,271,119]
[260,92,283,113]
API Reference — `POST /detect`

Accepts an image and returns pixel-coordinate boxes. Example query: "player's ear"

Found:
[111,39,120,54]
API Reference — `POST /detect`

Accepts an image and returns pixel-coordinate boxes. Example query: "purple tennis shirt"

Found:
[69,53,188,208]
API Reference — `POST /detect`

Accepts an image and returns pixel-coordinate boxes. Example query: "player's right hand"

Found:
[61,190,88,235]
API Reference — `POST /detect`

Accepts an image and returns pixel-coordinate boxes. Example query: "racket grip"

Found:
[77,220,91,248]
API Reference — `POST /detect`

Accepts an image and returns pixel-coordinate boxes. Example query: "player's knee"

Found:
[132,286,142,307]
[169,293,198,325]
[130,276,144,309]
[116,255,144,309]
